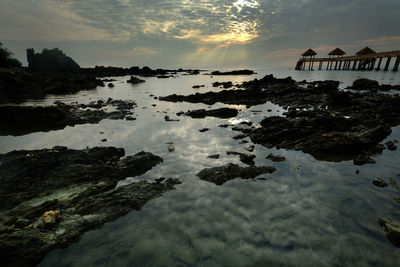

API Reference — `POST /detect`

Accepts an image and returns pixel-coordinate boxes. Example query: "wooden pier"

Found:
[295,47,400,71]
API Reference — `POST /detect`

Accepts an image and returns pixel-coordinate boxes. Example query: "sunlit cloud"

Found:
[108,47,158,57]
[0,0,131,42]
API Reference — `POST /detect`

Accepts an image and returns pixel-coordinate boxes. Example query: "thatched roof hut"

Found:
[302,48,317,57]
[328,47,346,56]
[356,47,376,55]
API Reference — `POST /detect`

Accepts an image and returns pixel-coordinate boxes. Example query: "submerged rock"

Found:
[196,163,275,185]
[266,153,286,162]
[378,218,400,247]
[0,147,179,267]
[372,178,388,187]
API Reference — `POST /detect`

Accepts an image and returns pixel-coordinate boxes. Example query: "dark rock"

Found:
[233,134,247,140]
[0,68,104,104]
[127,76,145,84]
[351,78,379,90]
[164,115,179,122]
[101,138,107,142]
[0,147,178,267]
[209,69,255,75]
[185,108,238,119]
[126,116,136,121]
[372,178,388,187]
[354,155,376,165]
[227,151,243,156]
[27,48,81,73]
[219,124,229,128]
[199,128,210,132]
[378,218,400,247]
[240,154,256,165]
[176,111,184,116]
[108,83,115,88]
[0,100,135,136]
[385,141,397,150]
[196,163,275,185]
[212,81,233,88]
[243,144,255,152]
[266,153,286,162]
[208,154,220,159]
[192,85,205,89]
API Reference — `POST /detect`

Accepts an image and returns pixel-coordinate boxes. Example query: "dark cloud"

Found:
[1,0,399,68]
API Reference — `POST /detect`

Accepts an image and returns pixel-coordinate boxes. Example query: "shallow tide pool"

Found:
[1,70,400,266]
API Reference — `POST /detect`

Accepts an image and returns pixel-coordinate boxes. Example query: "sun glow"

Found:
[233,0,260,12]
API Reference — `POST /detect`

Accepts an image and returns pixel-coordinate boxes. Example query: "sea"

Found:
[1,68,400,266]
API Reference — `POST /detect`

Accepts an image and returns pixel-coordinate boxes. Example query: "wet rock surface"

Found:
[266,153,286,162]
[372,178,388,187]
[161,74,400,163]
[378,218,400,247]
[0,99,136,136]
[184,108,238,119]
[212,81,234,88]
[348,78,400,91]
[0,68,104,104]
[127,76,145,84]
[0,147,179,267]
[197,163,276,185]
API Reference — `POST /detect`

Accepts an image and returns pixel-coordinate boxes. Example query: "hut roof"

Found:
[328,47,346,56]
[356,47,376,55]
[302,48,317,57]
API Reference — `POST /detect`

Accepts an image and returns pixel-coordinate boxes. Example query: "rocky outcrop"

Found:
[212,81,234,88]
[197,163,276,185]
[0,68,104,104]
[348,78,400,91]
[27,48,81,73]
[127,76,145,84]
[160,74,400,163]
[208,69,255,75]
[0,147,180,267]
[184,108,238,119]
[0,99,136,136]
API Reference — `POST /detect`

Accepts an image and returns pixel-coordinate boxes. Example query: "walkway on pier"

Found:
[295,50,400,71]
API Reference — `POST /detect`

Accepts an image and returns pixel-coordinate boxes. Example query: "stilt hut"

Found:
[328,47,346,70]
[300,48,317,70]
[328,47,346,58]
[356,47,376,55]
[302,48,317,59]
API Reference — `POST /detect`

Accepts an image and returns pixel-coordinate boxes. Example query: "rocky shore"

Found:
[160,74,400,164]
[0,146,180,267]
[0,99,136,136]
[0,68,104,104]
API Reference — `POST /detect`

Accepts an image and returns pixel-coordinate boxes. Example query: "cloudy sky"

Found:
[1,0,400,69]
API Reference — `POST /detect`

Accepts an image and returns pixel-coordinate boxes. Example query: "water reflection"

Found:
[1,70,400,266]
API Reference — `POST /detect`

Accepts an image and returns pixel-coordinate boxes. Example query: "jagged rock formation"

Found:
[27,48,81,73]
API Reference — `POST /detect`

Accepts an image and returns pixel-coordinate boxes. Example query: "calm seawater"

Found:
[2,69,400,266]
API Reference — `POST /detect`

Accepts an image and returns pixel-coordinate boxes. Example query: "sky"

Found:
[1,0,400,69]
